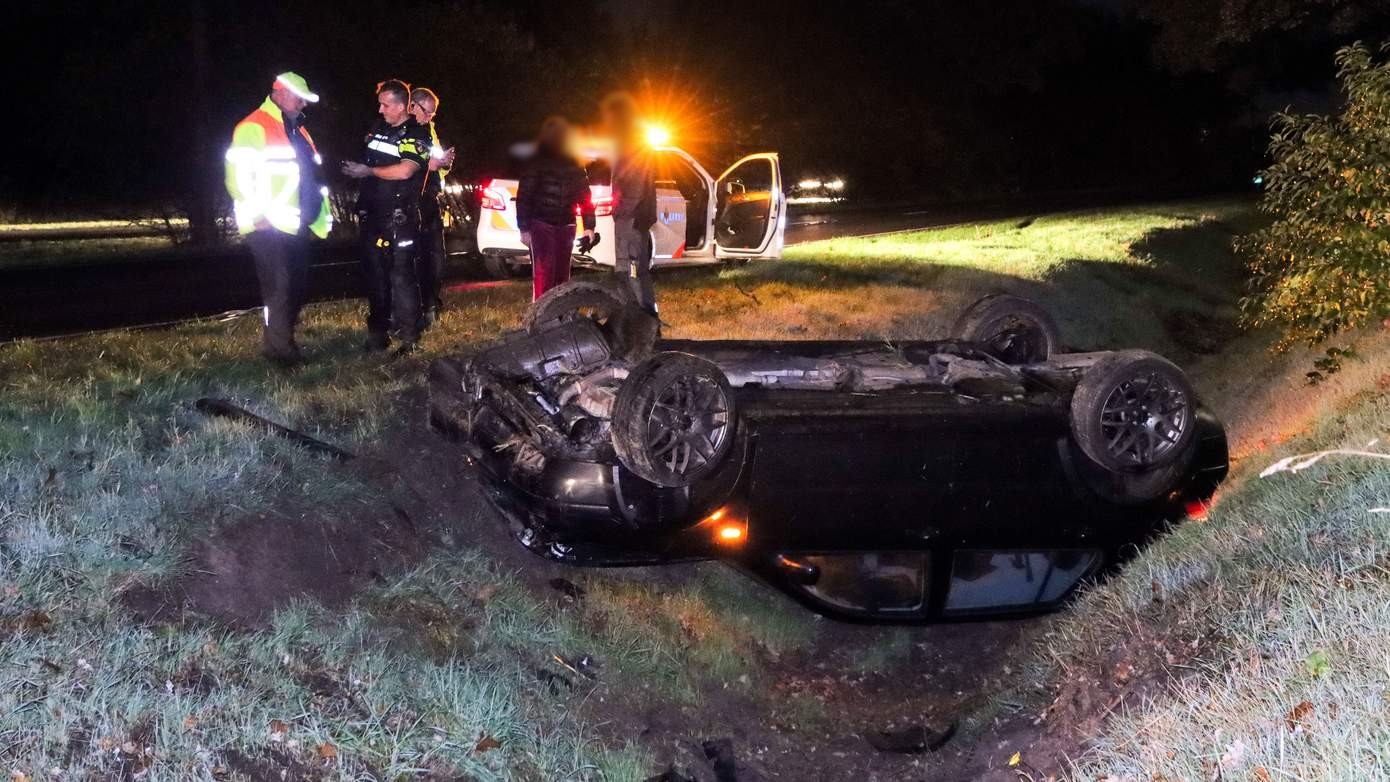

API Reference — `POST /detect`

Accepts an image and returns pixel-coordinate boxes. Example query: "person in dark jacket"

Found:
[517,116,595,300]
[341,79,432,355]
[601,92,658,314]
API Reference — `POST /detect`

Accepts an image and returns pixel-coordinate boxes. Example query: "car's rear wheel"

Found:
[523,278,632,332]
[612,352,737,488]
[951,294,1061,363]
[1071,350,1196,473]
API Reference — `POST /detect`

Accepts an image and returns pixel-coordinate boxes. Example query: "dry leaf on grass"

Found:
[1286,700,1315,732]
[474,735,502,753]
[316,743,337,759]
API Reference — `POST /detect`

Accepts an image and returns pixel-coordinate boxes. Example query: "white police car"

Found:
[475,142,786,278]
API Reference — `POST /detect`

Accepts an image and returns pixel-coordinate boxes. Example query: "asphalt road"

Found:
[0,196,1120,342]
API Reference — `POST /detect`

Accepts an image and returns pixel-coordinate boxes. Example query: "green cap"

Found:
[273,72,319,103]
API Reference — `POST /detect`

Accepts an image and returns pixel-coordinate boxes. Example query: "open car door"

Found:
[713,153,785,260]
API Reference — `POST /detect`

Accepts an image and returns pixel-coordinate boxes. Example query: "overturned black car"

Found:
[429,281,1227,621]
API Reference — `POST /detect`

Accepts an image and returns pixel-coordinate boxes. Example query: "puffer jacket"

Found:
[517,148,595,232]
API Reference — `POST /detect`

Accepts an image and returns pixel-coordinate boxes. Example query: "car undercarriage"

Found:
[429,281,1228,621]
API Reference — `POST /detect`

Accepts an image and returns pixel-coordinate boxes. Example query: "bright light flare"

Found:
[644,123,671,147]
[825,178,845,190]
[699,506,746,545]
[797,179,822,189]
[717,524,745,543]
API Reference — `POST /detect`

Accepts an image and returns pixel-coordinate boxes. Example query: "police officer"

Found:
[341,80,432,354]
[408,87,456,329]
[601,92,658,315]
[225,72,331,365]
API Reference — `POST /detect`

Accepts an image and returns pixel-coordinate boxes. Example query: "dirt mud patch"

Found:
[120,491,429,627]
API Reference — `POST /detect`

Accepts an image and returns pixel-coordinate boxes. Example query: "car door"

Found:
[713,153,786,260]
[652,184,688,260]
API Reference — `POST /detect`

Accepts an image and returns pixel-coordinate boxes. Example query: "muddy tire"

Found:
[612,352,737,488]
[523,278,632,332]
[1071,350,1197,472]
[951,294,1061,363]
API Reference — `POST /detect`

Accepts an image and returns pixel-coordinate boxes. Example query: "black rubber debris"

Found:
[865,721,958,754]
[548,577,586,602]
[194,398,355,460]
[701,738,740,782]
[644,767,696,782]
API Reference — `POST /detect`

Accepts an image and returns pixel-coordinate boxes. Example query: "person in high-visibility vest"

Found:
[224,71,331,366]
[408,87,456,330]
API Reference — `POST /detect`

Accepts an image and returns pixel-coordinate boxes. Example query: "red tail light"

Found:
[592,194,613,217]
[480,180,508,211]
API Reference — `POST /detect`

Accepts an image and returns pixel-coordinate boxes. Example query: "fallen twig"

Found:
[193,398,355,460]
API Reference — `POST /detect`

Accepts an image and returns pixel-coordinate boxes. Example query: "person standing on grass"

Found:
[516,116,596,301]
[225,72,331,366]
[341,79,431,356]
[408,87,456,329]
[601,92,658,315]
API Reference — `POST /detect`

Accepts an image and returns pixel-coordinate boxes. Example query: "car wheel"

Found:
[612,352,737,488]
[523,278,633,332]
[483,253,528,279]
[1070,350,1197,473]
[951,294,1061,363]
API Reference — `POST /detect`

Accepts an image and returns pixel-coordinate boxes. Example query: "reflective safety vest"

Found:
[225,98,332,238]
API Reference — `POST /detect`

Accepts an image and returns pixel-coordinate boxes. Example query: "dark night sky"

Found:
[5,0,1388,221]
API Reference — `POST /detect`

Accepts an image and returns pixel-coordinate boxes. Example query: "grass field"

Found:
[5,197,1389,779]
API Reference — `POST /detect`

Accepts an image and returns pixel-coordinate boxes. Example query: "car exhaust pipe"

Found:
[773,554,820,586]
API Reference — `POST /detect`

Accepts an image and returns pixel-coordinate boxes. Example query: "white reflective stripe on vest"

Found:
[367,139,401,157]
[227,145,304,232]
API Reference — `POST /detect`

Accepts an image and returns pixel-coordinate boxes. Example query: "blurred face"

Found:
[409,96,436,124]
[271,87,308,119]
[378,91,408,126]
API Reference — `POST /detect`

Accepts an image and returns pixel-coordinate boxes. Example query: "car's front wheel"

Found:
[611,352,738,488]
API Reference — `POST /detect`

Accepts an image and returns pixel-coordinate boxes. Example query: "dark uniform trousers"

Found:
[359,207,422,345]
[613,217,656,314]
[416,194,446,316]
[246,228,311,354]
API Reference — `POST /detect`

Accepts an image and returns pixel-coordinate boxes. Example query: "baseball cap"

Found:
[273,72,320,103]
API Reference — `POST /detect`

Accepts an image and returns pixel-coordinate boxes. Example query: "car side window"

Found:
[798,552,929,614]
[944,549,1099,613]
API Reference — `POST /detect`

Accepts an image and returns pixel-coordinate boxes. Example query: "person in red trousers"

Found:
[516,117,596,300]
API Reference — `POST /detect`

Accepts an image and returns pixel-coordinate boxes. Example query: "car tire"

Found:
[611,352,738,488]
[523,278,633,332]
[483,253,528,279]
[951,293,1061,363]
[1070,350,1197,473]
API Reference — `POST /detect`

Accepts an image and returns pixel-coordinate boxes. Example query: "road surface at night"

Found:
[0,196,1136,342]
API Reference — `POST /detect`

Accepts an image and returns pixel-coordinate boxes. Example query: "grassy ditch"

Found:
[7,197,1346,779]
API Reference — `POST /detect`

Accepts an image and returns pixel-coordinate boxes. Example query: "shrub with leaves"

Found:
[1239,42,1390,350]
